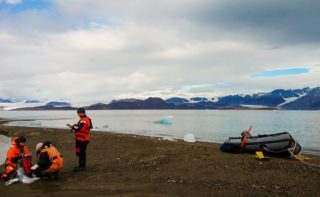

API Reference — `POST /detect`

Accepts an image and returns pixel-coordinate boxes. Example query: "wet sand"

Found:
[0,125,319,196]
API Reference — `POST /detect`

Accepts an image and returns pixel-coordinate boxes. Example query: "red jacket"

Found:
[74,116,92,142]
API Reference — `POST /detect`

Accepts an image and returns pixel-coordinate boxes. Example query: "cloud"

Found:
[186,0,320,45]
[0,0,319,104]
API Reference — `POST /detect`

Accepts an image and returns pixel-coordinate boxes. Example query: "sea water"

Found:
[0,110,319,155]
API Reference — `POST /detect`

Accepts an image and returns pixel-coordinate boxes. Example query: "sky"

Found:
[0,0,319,105]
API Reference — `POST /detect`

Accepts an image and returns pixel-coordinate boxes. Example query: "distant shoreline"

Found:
[6,107,284,111]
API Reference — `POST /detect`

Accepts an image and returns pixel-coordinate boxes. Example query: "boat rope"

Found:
[291,154,320,168]
[262,138,320,168]
[288,138,320,168]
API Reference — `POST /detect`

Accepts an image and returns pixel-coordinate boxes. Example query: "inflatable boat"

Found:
[220,131,301,156]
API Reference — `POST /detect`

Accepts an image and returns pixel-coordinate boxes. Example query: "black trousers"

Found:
[76,140,89,167]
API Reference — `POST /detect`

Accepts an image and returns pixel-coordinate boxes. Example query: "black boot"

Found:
[73,160,86,171]
[52,171,59,180]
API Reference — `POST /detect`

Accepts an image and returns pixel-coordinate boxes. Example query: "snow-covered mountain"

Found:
[0,99,71,110]
[2,87,320,110]
[164,87,319,110]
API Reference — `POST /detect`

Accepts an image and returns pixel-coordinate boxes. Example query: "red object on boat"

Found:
[240,126,252,148]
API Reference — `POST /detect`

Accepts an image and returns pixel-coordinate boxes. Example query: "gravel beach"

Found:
[0,125,319,196]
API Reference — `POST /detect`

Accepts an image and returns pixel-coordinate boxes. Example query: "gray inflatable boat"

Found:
[220,132,301,156]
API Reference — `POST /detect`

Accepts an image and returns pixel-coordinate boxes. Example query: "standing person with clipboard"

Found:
[67,108,93,171]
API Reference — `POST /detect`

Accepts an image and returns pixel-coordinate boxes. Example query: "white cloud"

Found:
[1,0,22,5]
[0,0,319,104]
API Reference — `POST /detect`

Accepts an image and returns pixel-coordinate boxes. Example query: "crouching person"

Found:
[32,141,63,179]
[1,136,32,181]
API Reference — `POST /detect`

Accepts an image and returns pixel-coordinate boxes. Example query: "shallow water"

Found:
[0,110,319,155]
[0,135,11,164]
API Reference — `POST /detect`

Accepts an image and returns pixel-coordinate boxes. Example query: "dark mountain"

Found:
[190,97,208,102]
[246,88,311,107]
[165,97,189,105]
[85,103,109,110]
[138,97,175,109]
[216,95,247,105]
[0,98,14,103]
[9,87,320,110]
[291,87,311,95]
[106,97,175,109]
[46,101,71,107]
[25,99,41,103]
[249,94,285,107]
[270,89,299,98]
[175,101,217,109]
[281,87,320,110]
[104,99,140,109]
[163,87,318,109]
[213,94,285,107]
[111,99,141,103]
[215,88,311,107]
[85,97,175,110]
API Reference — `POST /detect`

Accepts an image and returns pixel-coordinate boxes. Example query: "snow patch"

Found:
[277,93,307,107]
[241,104,270,108]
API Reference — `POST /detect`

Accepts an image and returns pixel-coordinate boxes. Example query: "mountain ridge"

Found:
[2,87,320,110]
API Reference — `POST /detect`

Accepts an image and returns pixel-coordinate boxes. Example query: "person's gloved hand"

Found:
[24,153,31,159]
[11,155,23,163]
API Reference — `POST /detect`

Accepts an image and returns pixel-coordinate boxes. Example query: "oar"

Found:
[240,126,252,148]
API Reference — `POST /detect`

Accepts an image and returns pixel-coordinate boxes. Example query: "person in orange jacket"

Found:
[1,136,32,180]
[32,141,63,179]
[68,108,92,171]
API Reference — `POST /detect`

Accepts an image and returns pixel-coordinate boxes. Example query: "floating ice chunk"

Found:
[154,116,173,125]
[30,121,42,126]
[161,136,177,141]
[184,133,196,143]
[103,124,108,128]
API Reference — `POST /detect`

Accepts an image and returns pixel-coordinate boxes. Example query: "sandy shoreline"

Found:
[0,125,319,196]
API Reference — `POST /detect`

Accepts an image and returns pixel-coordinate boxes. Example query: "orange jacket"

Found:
[5,144,31,173]
[74,117,91,142]
[40,146,63,173]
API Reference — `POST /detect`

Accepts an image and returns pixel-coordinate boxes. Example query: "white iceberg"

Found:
[183,133,196,143]
[153,116,173,125]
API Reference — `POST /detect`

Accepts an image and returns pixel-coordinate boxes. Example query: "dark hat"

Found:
[17,136,27,143]
[43,141,52,148]
[77,107,86,114]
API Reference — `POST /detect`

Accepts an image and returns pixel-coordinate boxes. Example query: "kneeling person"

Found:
[1,136,32,180]
[33,141,63,179]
